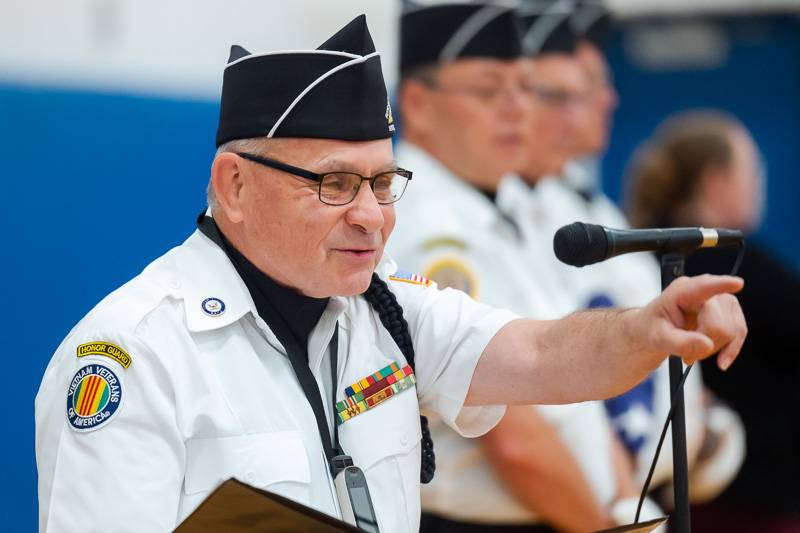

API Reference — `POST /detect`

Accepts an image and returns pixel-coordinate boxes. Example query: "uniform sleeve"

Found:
[390,279,518,438]
[35,328,184,532]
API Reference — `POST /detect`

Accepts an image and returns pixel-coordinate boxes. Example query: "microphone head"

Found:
[553,222,609,267]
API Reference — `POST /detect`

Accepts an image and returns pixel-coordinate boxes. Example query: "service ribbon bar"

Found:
[337,364,416,424]
[344,362,401,397]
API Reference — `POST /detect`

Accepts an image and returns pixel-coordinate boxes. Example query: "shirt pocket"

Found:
[180,430,311,520]
[338,385,423,533]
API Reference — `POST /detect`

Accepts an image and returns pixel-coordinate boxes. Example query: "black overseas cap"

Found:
[570,0,612,49]
[400,1,523,77]
[215,15,394,147]
[518,0,578,57]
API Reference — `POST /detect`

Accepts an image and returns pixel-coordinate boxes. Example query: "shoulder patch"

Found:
[389,270,433,287]
[66,363,124,432]
[423,257,478,299]
[77,341,132,369]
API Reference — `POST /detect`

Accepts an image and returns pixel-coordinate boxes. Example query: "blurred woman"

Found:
[625,110,800,532]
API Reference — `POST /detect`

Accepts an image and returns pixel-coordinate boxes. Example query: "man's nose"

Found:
[345,182,385,233]
[499,85,533,121]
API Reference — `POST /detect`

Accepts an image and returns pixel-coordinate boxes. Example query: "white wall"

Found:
[0,0,400,100]
[1,0,797,100]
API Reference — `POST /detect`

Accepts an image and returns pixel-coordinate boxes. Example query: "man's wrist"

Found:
[620,306,666,368]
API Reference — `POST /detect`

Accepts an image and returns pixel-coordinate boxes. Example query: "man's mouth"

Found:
[495,133,524,147]
[333,248,376,258]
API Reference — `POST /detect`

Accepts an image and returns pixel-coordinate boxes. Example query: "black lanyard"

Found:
[275,313,344,472]
[197,214,344,474]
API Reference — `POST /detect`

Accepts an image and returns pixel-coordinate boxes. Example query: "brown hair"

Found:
[624,110,744,228]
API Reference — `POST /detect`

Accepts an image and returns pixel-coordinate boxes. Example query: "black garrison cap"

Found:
[400,1,523,77]
[215,15,394,147]
[518,0,579,57]
[570,0,612,48]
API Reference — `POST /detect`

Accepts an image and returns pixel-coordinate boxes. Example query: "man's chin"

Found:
[332,271,374,297]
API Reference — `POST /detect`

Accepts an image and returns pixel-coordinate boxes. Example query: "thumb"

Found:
[656,322,715,361]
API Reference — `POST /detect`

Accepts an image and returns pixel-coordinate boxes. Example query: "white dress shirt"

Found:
[36,226,517,533]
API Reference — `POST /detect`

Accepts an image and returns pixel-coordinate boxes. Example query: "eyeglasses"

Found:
[425,81,539,106]
[236,152,413,206]
[532,86,589,108]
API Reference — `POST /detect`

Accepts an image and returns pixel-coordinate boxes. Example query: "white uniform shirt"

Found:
[35,227,517,533]
[389,142,559,316]
[389,142,617,524]
[499,169,706,487]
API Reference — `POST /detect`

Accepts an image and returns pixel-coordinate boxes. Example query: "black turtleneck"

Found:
[197,215,328,359]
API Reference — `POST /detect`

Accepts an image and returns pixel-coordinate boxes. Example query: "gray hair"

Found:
[207,137,273,211]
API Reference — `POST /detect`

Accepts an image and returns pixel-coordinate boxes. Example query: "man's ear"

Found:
[211,153,247,223]
[398,80,436,137]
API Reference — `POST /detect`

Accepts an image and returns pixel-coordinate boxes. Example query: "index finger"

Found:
[673,275,744,312]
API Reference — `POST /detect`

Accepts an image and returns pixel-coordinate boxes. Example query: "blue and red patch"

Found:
[66,364,123,432]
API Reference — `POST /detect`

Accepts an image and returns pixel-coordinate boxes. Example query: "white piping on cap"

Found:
[438,1,519,63]
[225,49,361,69]
[267,51,381,138]
[521,0,575,56]
[517,0,567,16]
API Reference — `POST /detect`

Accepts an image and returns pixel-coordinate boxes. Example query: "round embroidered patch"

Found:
[66,363,123,432]
[423,257,479,299]
[201,297,226,316]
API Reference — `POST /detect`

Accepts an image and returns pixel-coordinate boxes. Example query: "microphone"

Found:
[553,222,743,267]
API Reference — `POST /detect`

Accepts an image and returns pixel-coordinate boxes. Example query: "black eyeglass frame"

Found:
[420,79,540,105]
[235,152,413,206]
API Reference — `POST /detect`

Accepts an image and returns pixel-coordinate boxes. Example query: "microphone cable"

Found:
[634,241,746,524]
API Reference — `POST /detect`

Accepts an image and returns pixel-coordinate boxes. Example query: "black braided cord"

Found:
[363,273,436,484]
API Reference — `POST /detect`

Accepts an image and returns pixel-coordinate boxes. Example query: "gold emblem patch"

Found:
[77,341,132,369]
[423,257,479,299]
[386,101,395,132]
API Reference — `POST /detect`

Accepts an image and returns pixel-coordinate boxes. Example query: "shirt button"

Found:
[169,279,181,290]
[400,432,409,446]
[245,470,257,483]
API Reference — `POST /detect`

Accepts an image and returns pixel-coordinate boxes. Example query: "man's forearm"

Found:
[467,309,660,406]
[466,275,746,406]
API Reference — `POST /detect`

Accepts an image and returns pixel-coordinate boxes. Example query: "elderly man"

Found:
[36,14,745,533]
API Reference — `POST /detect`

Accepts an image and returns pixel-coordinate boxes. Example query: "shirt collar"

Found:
[174,225,257,333]
[211,217,330,352]
[497,174,532,213]
[174,212,400,334]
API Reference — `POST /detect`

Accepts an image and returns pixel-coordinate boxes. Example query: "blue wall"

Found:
[602,14,800,269]
[1,87,219,530]
[2,13,798,532]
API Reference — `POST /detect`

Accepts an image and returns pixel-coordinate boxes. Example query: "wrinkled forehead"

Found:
[271,137,396,173]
